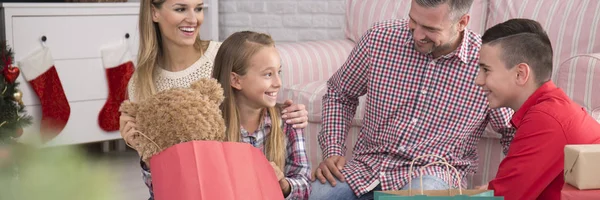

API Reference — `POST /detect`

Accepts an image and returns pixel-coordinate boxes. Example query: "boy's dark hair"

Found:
[482,18,553,84]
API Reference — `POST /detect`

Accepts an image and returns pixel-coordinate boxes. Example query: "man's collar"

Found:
[440,30,472,63]
[447,28,471,63]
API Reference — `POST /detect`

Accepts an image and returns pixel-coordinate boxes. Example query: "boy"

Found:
[475,18,600,200]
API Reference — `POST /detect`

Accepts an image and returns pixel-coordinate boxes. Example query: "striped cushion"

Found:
[344,0,488,43]
[468,0,489,35]
[277,39,355,88]
[279,81,367,125]
[556,53,600,118]
[486,0,600,80]
[473,136,505,187]
[304,122,362,170]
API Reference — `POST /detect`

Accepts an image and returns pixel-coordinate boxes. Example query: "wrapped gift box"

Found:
[564,144,600,190]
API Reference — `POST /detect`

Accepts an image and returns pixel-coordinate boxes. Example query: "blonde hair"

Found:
[212,31,285,171]
[134,0,207,101]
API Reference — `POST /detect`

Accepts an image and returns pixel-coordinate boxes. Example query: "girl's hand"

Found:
[281,100,308,129]
[270,162,291,196]
[270,162,285,181]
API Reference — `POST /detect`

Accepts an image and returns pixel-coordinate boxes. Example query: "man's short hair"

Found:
[482,18,553,84]
[415,0,474,20]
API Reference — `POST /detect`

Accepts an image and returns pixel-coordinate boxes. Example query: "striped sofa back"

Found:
[344,0,489,43]
[486,0,600,81]
[556,54,600,117]
[277,40,355,89]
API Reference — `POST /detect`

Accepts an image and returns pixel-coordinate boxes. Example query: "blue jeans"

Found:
[308,175,449,200]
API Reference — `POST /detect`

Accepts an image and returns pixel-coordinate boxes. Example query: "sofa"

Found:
[275,0,600,188]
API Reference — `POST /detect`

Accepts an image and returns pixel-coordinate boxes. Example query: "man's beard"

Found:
[414,37,455,55]
[412,29,460,55]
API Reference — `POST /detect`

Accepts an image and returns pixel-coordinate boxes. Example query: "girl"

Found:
[119,1,309,199]
[212,31,311,199]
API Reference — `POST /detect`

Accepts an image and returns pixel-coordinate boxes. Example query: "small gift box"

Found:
[564,144,600,190]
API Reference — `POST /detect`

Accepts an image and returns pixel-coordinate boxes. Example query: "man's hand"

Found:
[311,155,346,186]
[281,100,308,129]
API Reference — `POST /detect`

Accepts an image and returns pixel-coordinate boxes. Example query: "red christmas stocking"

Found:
[18,47,70,142]
[98,42,134,132]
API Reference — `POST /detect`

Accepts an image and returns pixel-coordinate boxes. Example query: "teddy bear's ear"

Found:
[190,78,225,105]
[119,100,139,117]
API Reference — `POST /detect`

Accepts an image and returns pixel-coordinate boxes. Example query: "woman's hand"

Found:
[281,100,309,129]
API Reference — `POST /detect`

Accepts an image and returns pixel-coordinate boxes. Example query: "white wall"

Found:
[128,0,347,42]
[219,0,346,42]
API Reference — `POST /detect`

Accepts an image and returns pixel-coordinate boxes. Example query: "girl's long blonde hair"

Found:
[134,0,206,101]
[212,31,285,171]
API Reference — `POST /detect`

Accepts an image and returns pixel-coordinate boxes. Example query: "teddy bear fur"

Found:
[119,78,226,163]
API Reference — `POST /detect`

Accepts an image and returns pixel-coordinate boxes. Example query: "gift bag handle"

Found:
[418,161,462,195]
[408,154,450,192]
[123,130,162,152]
[407,154,461,196]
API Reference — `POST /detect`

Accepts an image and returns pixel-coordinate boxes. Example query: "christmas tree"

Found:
[0,41,31,144]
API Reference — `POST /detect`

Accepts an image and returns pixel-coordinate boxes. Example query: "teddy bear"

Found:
[119,78,226,163]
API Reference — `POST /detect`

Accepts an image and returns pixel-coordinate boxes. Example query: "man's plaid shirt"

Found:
[319,19,515,197]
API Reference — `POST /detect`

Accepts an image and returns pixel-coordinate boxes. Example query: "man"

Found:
[476,18,600,200]
[309,0,515,199]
